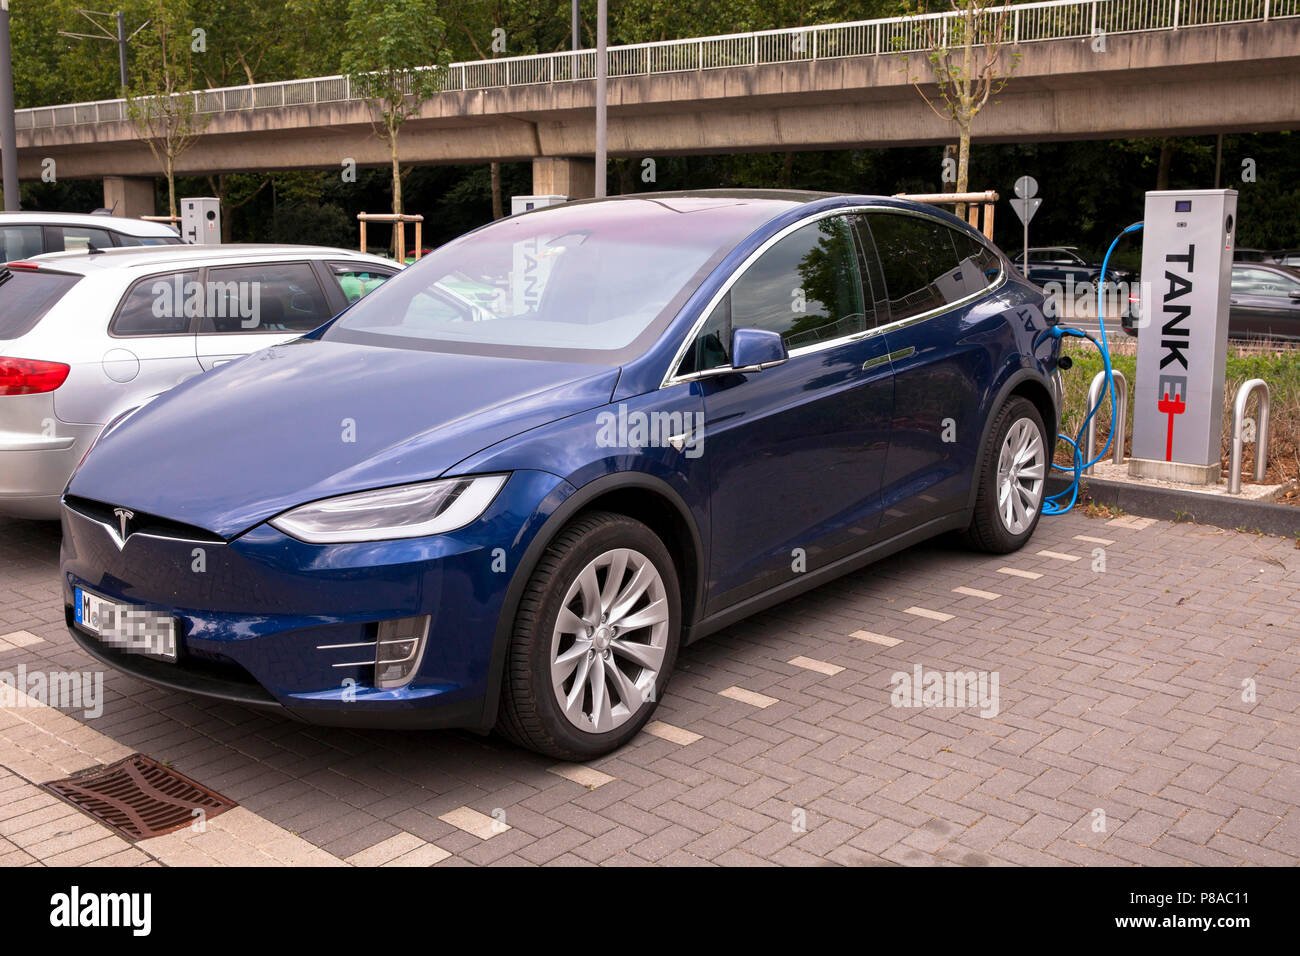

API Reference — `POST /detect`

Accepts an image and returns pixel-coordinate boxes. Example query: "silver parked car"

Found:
[0,244,398,518]
[0,211,182,258]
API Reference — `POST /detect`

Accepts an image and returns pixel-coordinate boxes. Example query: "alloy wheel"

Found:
[549,547,670,734]
[996,417,1045,535]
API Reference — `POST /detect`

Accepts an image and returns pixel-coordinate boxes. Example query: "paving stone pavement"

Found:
[1,511,1298,867]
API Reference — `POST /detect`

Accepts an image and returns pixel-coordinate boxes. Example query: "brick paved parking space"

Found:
[2,511,1298,866]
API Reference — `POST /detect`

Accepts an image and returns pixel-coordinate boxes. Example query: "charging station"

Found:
[181,197,222,245]
[1128,189,1237,484]
[511,194,567,215]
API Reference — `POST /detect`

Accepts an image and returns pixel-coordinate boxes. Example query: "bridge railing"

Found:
[14,0,1298,131]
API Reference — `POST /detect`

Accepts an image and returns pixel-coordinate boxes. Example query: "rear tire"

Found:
[962,396,1048,554]
[496,511,681,760]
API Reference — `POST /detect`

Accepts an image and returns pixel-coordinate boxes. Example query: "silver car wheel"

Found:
[996,417,1045,535]
[549,547,669,734]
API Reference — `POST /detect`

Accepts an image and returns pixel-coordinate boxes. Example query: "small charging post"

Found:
[1128,189,1237,485]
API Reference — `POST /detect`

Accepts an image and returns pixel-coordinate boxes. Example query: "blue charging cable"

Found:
[1039,221,1144,516]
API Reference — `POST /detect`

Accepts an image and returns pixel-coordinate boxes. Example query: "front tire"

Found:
[497,511,681,760]
[963,396,1048,553]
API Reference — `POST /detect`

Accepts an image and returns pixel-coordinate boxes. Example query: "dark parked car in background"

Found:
[1015,246,1135,287]
[1122,262,1300,341]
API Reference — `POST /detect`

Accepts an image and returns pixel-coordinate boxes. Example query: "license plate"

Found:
[74,587,178,662]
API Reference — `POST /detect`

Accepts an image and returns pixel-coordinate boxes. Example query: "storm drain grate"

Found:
[42,753,236,842]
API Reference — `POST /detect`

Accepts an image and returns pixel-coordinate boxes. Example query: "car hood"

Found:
[68,338,619,537]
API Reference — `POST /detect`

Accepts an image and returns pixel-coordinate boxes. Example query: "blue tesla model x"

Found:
[61,191,1061,759]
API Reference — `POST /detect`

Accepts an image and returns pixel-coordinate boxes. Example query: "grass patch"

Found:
[1057,337,1300,489]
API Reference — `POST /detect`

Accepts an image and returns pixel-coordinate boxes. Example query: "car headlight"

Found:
[269,474,508,544]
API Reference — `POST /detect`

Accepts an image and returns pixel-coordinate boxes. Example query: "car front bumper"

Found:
[60,469,571,728]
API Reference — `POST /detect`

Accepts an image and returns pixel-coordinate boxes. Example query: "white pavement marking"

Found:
[0,631,44,651]
[383,842,452,866]
[904,606,954,622]
[548,764,616,789]
[1107,515,1157,530]
[852,630,901,647]
[1037,550,1081,562]
[140,807,346,866]
[789,655,844,676]
[997,567,1043,580]
[644,721,702,745]
[1073,534,1115,546]
[719,686,779,708]
[439,806,509,839]
[345,832,430,866]
[953,586,1000,600]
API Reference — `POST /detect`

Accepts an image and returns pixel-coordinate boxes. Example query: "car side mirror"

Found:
[1289,289,1300,301]
[730,327,788,372]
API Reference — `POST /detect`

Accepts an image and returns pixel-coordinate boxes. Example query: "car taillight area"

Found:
[0,357,72,395]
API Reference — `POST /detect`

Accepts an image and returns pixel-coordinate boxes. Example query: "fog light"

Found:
[375,616,429,689]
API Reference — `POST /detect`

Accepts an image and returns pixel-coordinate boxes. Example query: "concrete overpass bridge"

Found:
[8,0,1300,213]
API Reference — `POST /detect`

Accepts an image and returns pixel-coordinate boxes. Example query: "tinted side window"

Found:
[327,263,396,304]
[201,262,331,333]
[677,294,731,376]
[0,269,82,340]
[47,226,115,253]
[729,216,866,350]
[864,213,993,321]
[1233,268,1299,297]
[949,228,1003,294]
[0,225,43,260]
[112,271,198,336]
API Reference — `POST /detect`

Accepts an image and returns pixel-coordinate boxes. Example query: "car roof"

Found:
[1234,261,1300,274]
[613,188,835,203]
[506,189,993,242]
[21,244,397,274]
[0,210,180,237]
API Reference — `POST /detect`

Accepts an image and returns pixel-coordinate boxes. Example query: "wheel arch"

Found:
[477,472,706,730]
[965,367,1058,514]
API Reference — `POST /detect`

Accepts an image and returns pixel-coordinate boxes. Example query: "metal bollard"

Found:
[1229,378,1270,494]
[1083,369,1128,476]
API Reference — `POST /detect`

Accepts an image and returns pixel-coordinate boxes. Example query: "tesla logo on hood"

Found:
[112,508,134,548]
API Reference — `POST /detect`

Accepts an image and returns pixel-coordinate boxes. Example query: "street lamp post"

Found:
[0,0,19,211]
[594,0,606,198]
[116,10,128,88]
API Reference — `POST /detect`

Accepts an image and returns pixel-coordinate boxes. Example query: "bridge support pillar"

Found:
[532,157,595,200]
[102,175,155,219]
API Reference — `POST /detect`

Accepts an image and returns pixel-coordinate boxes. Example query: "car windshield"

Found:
[324,197,793,360]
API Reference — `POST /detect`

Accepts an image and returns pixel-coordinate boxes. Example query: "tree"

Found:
[456,1,574,217]
[125,0,208,220]
[342,0,453,221]
[897,0,1018,199]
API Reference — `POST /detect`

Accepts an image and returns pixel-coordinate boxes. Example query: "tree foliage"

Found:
[124,0,208,219]
[6,0,1297,253]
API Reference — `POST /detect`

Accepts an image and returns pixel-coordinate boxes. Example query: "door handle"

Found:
[862,346,914,372]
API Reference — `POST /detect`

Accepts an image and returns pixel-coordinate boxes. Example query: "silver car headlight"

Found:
[269,474,508,544]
